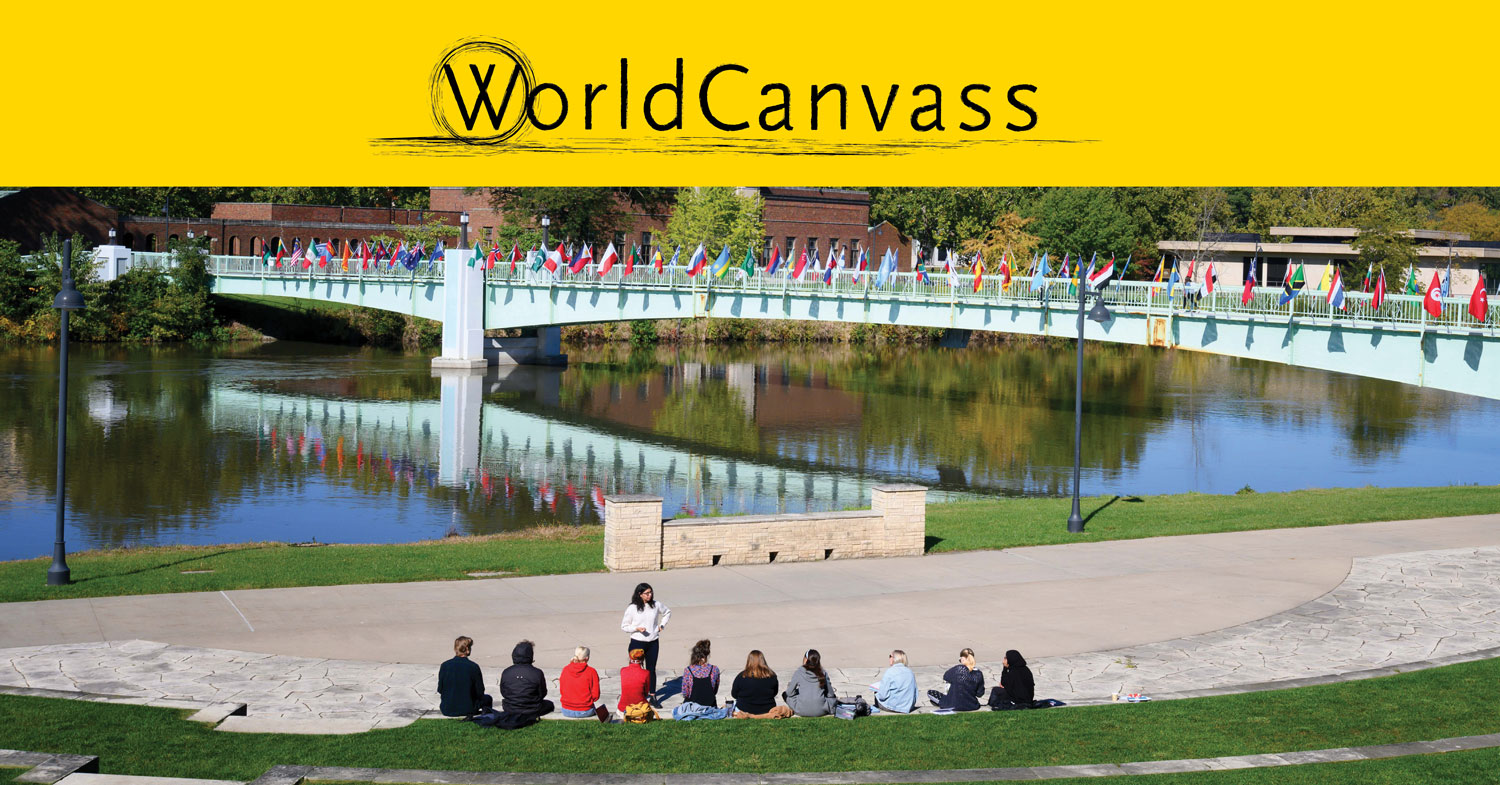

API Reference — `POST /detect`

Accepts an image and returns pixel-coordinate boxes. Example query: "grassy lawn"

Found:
[1,656,1499,780]
[3,485,1496,603]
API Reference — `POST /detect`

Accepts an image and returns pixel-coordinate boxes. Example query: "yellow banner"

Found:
[6,1,1498,184]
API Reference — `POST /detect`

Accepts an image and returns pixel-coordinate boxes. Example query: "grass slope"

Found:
[1,656,1499,780]
[3,485,1496,603]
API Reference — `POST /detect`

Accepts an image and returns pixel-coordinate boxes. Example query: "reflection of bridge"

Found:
[129,249,1500,399]
[203,365,889,512]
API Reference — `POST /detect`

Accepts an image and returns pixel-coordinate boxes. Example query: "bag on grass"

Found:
[833,695,870,720]
[624,701,658,723]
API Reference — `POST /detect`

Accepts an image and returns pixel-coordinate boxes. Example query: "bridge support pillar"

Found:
[434,365,485,486]
[433,249,487,370]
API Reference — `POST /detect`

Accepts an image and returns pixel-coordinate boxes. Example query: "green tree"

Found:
[868,187,1041,253]
[484,187,675,244]
[1026,188,1139,256]
[660,188,765,262]
[1432,201,1500,241]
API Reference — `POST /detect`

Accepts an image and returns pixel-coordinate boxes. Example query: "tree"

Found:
[868,187,1041,255]
[1026,188,1139,257]
[960,212,1040,268]
[660,188,764,261]
[1432,201,1500,241]
[485,187,675,244]
[1350,210,1419,285]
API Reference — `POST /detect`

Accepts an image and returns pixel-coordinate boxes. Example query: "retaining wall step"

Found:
[56,774,243,785]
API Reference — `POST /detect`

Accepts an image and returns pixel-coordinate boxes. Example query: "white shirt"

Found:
[621,601,671,642]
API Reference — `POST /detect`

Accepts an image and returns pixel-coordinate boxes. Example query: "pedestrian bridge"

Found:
[125,249,1500,400]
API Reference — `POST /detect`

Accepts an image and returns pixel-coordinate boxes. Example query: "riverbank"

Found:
[2,485,1496,603]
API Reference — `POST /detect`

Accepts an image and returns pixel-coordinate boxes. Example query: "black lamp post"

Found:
[1067,281,1113,533]
[460,211,469,249]
[540,215,550,250]
[49,238,85,586]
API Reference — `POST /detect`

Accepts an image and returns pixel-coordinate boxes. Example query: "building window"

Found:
[614,232,626,250]
[785,236,796,254]
[851,239,861,255]
[640,231,652,250]
[807,238,819,257]
[230,237,241,255]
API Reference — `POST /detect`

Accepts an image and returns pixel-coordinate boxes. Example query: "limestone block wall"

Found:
[604,484,926,572]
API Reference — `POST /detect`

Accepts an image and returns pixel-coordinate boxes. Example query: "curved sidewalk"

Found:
[0,515,1497,728]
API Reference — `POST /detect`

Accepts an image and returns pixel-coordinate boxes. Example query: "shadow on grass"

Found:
[1081,495,1142,526]
[924,535,945,553]
[70,547,266,585]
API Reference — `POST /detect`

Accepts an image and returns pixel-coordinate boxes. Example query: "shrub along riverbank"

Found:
[2,485,1496,603]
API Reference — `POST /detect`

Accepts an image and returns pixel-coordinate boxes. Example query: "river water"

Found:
[1,340,1496,560]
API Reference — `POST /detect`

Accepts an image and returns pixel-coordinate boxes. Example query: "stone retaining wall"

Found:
[603,484,926,572]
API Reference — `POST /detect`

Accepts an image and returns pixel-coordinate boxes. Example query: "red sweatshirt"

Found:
[560,661,601,711]
[618,663,650,711]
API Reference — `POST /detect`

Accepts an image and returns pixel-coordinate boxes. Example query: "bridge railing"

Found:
[204,254,446,280]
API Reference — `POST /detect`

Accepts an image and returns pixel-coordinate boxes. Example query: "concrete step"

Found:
[57,774,242,785]
[215,716,410,734]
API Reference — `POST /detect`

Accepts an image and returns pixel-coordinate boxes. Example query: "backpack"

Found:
[834,695,870,720]
[472,709,501,727]
[623,701,658,723]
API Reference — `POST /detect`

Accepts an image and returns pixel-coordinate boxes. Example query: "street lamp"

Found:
[459,211,469,248]
[540,215,551,249]
[107,228,116,244]
[1066,281,1114,533]
[49,238,85,586]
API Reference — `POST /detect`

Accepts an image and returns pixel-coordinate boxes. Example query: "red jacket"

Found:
[618,663,650,711]
[560,661,601,711]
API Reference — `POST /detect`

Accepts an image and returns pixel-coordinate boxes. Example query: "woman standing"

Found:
[621,582,671,703]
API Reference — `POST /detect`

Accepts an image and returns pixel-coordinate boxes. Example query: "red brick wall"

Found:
[0,188,120,251]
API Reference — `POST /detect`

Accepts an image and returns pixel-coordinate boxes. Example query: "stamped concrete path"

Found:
[1,515,1497,729]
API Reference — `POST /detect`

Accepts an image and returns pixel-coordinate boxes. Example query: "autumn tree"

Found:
[961,212,1040,269]
[660,188,764,261]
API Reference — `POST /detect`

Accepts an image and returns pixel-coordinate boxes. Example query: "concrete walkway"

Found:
[1,516,1497,730]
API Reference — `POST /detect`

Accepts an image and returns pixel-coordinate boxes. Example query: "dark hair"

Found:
[742,650,774,679]
[631,582,655,611]
[689,639,711,666]
[803,648,828,691]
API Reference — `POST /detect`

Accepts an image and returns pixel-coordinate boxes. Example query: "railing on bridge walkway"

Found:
[169,251,1500,334]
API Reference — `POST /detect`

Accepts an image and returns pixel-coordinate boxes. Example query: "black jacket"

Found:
[499,641,548,716]
[999,650,1035,705]
[436,656,486,716]
[731,672,779,715]
[938,664,986,711]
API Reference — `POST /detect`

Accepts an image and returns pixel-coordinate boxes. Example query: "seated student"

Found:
[680,639,721,708]
[496,640,554,728]
[436,635,491,717]
[732,650,791,719]
[989,649,1036,709]
[783,649,838,717]
[558,646,611,722]
[871,649,916,713]
[618,648,651,713]
[928,648,985,712]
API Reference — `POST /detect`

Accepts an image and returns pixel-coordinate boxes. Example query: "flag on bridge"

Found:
[1362,263,1373,293]
[998,252,1012,291]
[625,245,638,276]
[1278,263,1305,305]
[1204,262,1217,296]
[340,240,351,272]
[792,246,810,280]
[597,242,619,275]
[1372,268,1387,310]
[1167,260,1181,299]
[1030,252,1048,292]
[1241,257,1257,305]
[1316,262,1334,292]
[568,243,592,275]
[1327,267,1346,311]
[290,240,305,267]
[1087,253,1115,290]
[1151,258,1164,293]
[972,250,985,292]
[359,240,371,269]
[711,244,734,278]
[506,242,521,272]
[1404,266,1420,295]
[875,248,896,289]
[738,246,756,280]
[687,243,708,276]
[766,244,783,276]
[262,242,275,266]
[1471,275,1490,323]
[1441,263,1453,297]
[1424,270,1444,317]
[854,248,868,283]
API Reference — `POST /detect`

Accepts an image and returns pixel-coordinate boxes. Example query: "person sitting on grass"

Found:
[871,649,916,713]
[618,647,651,713]
[436,635,491,717]
[496,639,553,728]
[784,649,838,717]
[929,647,985,711]
[558,646,611,722]
[680,639,723,707]
[988,649,1036,709]
[732,650,792,719]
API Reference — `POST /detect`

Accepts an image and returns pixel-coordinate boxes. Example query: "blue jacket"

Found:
[874,663,916,713]
[672,701,733,721]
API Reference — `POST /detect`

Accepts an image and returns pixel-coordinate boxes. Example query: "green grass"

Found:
[3,485,1496,603]
[1,656,1499,779]
[924,484,1500,552]
[0,528,603,603]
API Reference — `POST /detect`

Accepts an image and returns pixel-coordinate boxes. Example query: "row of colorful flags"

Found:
[252,236,1490,323]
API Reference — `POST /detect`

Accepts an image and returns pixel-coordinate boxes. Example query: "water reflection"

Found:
[1,340,1496,560]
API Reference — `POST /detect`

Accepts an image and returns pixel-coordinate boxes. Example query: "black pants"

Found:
[629,637,660,697]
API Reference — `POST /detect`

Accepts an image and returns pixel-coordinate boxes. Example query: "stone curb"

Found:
[0,749,100,784]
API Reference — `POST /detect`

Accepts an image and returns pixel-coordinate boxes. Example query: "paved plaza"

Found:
[1,515,1498,732]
